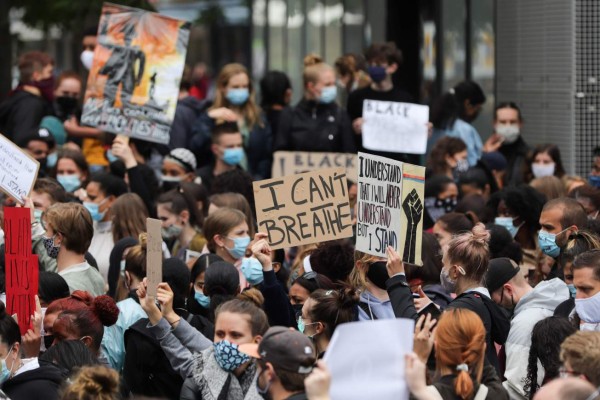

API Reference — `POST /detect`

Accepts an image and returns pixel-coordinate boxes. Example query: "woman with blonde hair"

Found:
[111,192,148,243]
[274,54,355,153]
[405,308,509,400]
[190,63,272,179]
[349,250,395,320]
[61,365,120,400]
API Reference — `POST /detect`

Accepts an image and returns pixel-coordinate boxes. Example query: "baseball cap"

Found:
[40,116,67,146]
[239,327,316,374]
[485,257,520,293]
[481,151,507,172]
[21,126,56,148]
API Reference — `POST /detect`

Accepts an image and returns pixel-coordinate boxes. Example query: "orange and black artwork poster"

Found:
[82,3,191,144]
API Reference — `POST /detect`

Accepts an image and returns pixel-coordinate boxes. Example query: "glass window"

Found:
[342,0,365,55]
[442,0,466,90]
[323,0,343,63]
[252,0,267,81]
[268,0,287,71]
[306,0,323,55]
[287,0,305,103]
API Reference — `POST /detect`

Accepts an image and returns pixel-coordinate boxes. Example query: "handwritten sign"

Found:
[0,133,40,204]
[362,100,429,154]
[324,319,414,400]
[272,151,358,182]
[4,207,39,335]
[356,152,425,265]
[146,218,163,297]
[253,168,353,250]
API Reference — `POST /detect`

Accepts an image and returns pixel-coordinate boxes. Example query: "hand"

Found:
[251,233,272,270]
[208,107,238,122]
[405,352,429,398]
[305,360,331,400]
[483,134,504,152]
[156,283,178,324]
[111,136,137,168]
[22,295,42,358]
[63,116,80,134]
[386,246,404,276]
[18,197,35,222]
[412,313,436,363]
[413,286,433,312]
[352,118,363,135]
[137,278,162,325]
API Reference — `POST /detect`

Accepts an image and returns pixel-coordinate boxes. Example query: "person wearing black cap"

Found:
[22,126,56,175]
[240,327,316,400]
[485,258,569,400]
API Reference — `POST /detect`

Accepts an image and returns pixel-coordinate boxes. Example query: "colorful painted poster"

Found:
[81,3,191,144]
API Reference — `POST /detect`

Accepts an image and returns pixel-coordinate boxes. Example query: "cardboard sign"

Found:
[4,207,39,335]
[355,152,425,265]
[272,151,358,182]
[0,133,40,204]
[146,218,163,297]
[253,168,353,250]
[324,319,414,400]
[81,3,191,144]
[362,100,429,154]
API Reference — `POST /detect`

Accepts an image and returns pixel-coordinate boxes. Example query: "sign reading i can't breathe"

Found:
[355,152,426,265]
[253,168,353,250]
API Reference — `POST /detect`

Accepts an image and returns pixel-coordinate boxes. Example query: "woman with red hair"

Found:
[405,308,508,399]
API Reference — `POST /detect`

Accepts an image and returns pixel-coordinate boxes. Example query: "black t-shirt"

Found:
[346,86,419,164]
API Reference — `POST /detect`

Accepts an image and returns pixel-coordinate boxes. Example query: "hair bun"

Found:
[303,53,323,67]
[471,223,490,245]
[238,288,264,308]
[336,287,360,309]
[70,290,94,306]
[92,295,119,327]
[73,366,119,397]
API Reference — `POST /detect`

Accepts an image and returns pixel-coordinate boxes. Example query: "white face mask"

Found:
[575,291,600,324]
[532,162,555,178]
[495,124,520,144]
[80,50,94,70]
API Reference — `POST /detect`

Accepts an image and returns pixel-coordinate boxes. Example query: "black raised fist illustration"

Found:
[402,188,423,264]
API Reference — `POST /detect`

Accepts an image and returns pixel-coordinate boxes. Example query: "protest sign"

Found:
[253,168,353,250]
[146,218,163,297]
[362,100,429,154]
[355,152,425,265]
[272,151,358,182]
[324,319,414,400]
[0,133,40,204]
[81,3,191,144]
[4,207,39,335]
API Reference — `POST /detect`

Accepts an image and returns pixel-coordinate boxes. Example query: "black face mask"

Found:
[44,334,55,350]
[366,261,389,290]
[292,303,303,319]
[55,96,79,117]
[161,180,180,192]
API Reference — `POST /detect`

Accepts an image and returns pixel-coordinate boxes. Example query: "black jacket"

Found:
[169,96,210,149]
[0,90,49,146]
[386,275,509,374]
[420,363,509,400]
[2,362,63,400]
[274,100,356,153]
[498,137,530,187]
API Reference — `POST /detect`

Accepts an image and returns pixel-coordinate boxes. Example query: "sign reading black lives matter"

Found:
[81,3,191,144]
[253,168,353,250]
[356,152,426,265]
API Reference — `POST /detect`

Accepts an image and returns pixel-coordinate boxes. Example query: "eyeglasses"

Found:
[559,366,582,379]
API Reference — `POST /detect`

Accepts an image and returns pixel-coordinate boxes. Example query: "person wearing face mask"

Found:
[161,148,198,191]
[334,53,371,108]
[240,327,317,400]
[0,51,54,147]
[139,278,269,400]
[484,258,569,399]
[274,54,355,154]
[0,302,63,400]
[568,250,600,332]
[22,127,56,177]
[386,225,510,375]
[190,63,272,180]
[80,26,98,71]
[349,251,396,320]
[538,198,588,279]
[426,136,469,181]
[85,173,129,281]
[423,175,460,229]
[54,149,90,197]
[525,144,566,183]
[297,288,359,359]
[41,203,105,296]
[157,187,206,261]
[429,81,487,167]
[186,254,224,318]
[204,208,253,288]
[288,273,336,319]
[482,102,530,186]
[346,42,417,164]
[197,122,245,193]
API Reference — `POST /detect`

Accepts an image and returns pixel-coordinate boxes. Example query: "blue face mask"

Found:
[226,88,250,105]
[57,174,81,192]
[589,175,600,188]
[318,85,337,104]
[367,65,387,83]
[83,201,107,222]
[495,217,522,238]
[194,290,210,308]
[106,149,119,163]
[222,148,244,166]
[34,209,43,224]
[567,284,576,299]
[226,236,251,260]
[46,152,58,169]
[213,340,250,371]
[241,257,264,286]
[538,229,566,258]
[0,345,14,384]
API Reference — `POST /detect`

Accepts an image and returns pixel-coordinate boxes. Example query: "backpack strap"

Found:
[357,302,377,320]
[473,383,489,400]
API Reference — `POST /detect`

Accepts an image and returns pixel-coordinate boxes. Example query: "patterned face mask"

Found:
[213,340,250,372]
